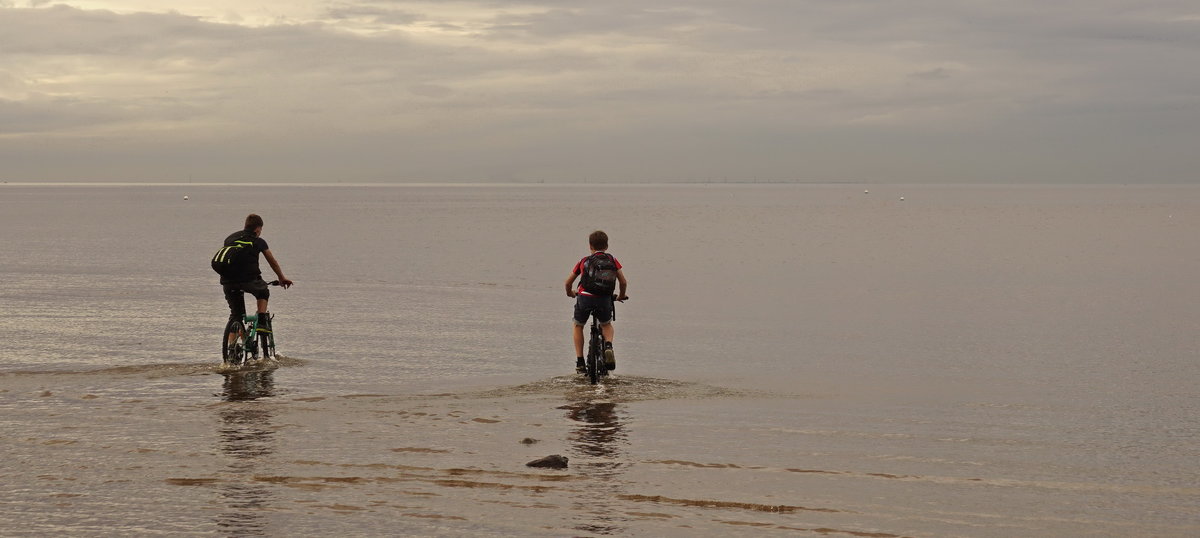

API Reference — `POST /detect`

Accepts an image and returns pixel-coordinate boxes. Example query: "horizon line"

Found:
[4,180,1196,188]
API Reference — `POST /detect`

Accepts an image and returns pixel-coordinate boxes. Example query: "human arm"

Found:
[564,271,578,298]
[615,268,628,301]
[262,249,294,288]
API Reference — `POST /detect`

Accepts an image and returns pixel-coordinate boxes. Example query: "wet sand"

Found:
[3,358,1197,536]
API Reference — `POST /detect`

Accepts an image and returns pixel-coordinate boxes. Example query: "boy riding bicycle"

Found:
[564,230,628,373]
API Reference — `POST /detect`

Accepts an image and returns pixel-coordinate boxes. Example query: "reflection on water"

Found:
[564,390,630,536]
[216,371,276,536]
[221,369,276,402]
[564,401,625,461]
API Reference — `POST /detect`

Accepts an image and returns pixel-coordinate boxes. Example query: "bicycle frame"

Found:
[222,281,281,365]
[244,312,274,360]
[223,313,273,365]
[584,295,617,384]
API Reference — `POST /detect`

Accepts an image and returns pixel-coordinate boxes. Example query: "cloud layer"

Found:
[2,1,1198,182]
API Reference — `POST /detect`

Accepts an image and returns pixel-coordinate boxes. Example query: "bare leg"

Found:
[601,323,614,343]
[572,324,584,357]
[256,298,269,314]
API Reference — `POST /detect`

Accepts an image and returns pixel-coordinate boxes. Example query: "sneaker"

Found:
[575,358,586,374]
[256,313,272,334]
[603,344,615,371]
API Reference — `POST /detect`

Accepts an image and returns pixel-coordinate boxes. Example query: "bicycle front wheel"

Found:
[257,328,273,360]
[222,320,246,365]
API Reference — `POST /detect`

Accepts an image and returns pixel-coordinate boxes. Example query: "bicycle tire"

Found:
[597,347,609,379]
[222,319,246,365]
[257,326,273,360]
[587,324,602,384]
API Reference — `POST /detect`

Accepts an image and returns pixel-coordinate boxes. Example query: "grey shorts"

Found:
[573,294,612,326]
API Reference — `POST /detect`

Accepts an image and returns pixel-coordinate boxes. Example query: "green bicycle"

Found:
[222,281,280,365]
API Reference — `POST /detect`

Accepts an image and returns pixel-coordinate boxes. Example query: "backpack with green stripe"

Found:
[211,232,256,277]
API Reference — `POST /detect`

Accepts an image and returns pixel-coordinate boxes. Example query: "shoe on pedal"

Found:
[603,343,615,371]
[575,357,586,374]
[256,312,272,333]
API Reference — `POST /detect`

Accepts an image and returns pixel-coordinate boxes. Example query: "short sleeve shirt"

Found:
[573,252,622,296]
[222,230,269,284]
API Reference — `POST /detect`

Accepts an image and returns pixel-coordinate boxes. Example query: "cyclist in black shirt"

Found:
[221,214,293,329]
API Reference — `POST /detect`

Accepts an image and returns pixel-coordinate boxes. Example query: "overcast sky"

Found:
[2,1,1198,183]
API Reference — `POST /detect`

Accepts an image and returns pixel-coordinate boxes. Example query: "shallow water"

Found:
[1,184,1198,536]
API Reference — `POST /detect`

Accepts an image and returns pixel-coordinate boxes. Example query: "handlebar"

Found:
[610,294,626,321]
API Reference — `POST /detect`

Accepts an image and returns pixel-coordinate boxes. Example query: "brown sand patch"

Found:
[866,473,913,479]
[43,439,77,446]
[166,478,220,486]
[433,479,552,493]
[720,520,774,527]
[322,477,367,483]
[650,460,742,469]
[318,504,364,511]
[392,447,450,454]
[809,528,903,537]
[619,494,841,514]
[403,513,467,520]
[629,512,677,519]
[787,468,844,475]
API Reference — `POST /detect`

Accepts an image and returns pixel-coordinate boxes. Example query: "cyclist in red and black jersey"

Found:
[564,230,629,373]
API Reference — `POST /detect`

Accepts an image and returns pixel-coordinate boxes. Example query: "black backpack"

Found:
[581,252,618,295]
[211,232,256,277]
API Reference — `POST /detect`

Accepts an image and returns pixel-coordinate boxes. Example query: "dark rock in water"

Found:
[526,454,568,469]
[520,438,540,445]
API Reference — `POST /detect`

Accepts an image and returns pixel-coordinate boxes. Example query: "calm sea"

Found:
[1,183,1198,536]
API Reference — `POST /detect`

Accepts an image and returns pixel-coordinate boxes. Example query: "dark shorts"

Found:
[223,279,270,320]
[573,294,613,326]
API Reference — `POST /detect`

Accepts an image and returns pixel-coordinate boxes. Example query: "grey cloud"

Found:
[408,84,453,98]
[909,68,953,81]
[0,96,122,134]
[0,6,259,61]
[323,5,420,25]
[486,5,704,38]
[1,1,1198,183]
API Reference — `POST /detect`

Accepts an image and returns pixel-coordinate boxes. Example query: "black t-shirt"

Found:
[221,230,269,284]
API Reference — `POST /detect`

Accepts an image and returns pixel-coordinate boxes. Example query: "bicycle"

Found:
[583,295,625,384]
[222,281,281,365]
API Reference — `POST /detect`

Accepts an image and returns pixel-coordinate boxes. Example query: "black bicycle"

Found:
[584,295,625,384]
[222,281,281,365]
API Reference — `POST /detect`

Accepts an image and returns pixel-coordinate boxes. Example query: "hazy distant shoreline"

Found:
[4,181,1198,187]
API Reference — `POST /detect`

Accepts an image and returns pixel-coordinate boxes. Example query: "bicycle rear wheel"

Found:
[586,325,602,384]
[597,346,609,379]
[222,319,246,365]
